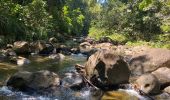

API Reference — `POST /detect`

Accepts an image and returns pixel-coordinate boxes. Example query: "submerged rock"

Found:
[7,70,60,92]
[101,91,138,100]
[85,50,130,88]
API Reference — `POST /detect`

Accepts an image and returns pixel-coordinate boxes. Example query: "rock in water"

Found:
[84,50,130,87]
[30,41,54,55]
[13,41,30,54]
[79,42,93,54]
[7,70,60,92]
[17,56,30,66]
[3,49,16,56]
[134,74,160,95]
[6,71,32,91]
[48,53,65,61]
[28,70,60,90]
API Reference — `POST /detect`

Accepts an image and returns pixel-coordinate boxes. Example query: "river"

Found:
[0,53,154,100]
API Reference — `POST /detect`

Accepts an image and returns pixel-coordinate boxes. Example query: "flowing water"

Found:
[0,53,154,100]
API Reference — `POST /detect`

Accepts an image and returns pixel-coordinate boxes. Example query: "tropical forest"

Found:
[0,0,170,100]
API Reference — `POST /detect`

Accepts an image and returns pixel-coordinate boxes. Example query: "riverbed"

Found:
[0,54,156,100]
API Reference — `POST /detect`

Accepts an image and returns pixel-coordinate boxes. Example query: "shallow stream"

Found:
[0,54,158,100]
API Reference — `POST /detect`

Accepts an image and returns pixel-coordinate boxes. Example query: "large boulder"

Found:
[30,41,54,55]
[152,67,170,89]
[134,74,160,95]
[85,50,130,87]
[129,48,170,76]
[13,41,30,54]
[7,70,60,91]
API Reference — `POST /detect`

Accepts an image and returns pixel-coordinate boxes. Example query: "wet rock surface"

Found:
[61,71,84,90]
[13,41,30,54]
[1,38,170,99]
[3,49,16,57]
[79,42,93,54]
[48,53,65,61]
[10,56,30,66]
[152,67,170,89]
[84,49,130,88]
[7,70,60,92]
[134,74,160,95]
[164,86,170,94]
[30,40,54,55]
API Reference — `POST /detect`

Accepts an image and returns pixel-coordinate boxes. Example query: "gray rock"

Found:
[164,86,170,94]
[48,53,65,61]
[129,48,170,76]
[7,70,60,91]
[152,67,170,88]
[30,40,54,55]
[79,42,93,54]
[49,37,57,43]
[85,49,130,87]
[17,56,30,66]
[13,41,30,54]
[135,74,160,94]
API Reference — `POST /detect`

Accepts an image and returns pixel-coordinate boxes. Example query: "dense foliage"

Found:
[0,0,170,48]
[0,0,89,45]
[88,0,170,48]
